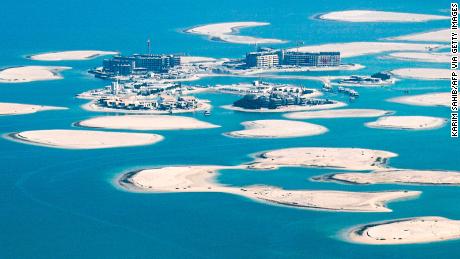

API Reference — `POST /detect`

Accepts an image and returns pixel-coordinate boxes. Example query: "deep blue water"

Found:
[0,0,458,258]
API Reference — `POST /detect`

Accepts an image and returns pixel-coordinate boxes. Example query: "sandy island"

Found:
[388,29,449,42]
[318,10,448,23]
[388,92,450,107]
[366,116,447,130]
[185,22,286,44]
[347,217,460,244]
[247,147,397,171]
[284,109,392,120]
[6,129,163,149]
[317,169,460,186]
[390,68,451,80]
[222,100,347,113]
[386,52,450,63]
[288,42,444,58]
[119,165,419,212]
[224,120,328,138]
[0,102,67,116]
[76,115,219,130]
[0,66,71,83]
[29,50,118,61]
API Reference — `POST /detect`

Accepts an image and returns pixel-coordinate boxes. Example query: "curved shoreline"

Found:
[346,217,460,245]
[5,130,164,149]
[184,22,287,44]
[116,166,420,212]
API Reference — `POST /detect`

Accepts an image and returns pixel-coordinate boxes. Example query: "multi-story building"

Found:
[245,50,280,68]
[245,48,340,68]
[283,51,340,66]
[101,54,181,76]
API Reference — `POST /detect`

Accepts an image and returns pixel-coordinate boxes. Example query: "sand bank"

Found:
[288,42,444,58]
[0,102,67,115]
[7,129,163,149]
[318,10,448,23]
[366,116,447,130]
[390,68,451,80]
[388,92,450,107]
[222,100,346,113]
[0,66,71,83]
[386,52,450,63]
[185,22,286,44]
[347,217,460,244]
[76,115,219,130]
[284,109,391,120]
[120,166,419,212]
[29,50,118,61]
[225,120,327,138]
[248,147,397,171]
[388,29,449,42]
[318,169,460,185]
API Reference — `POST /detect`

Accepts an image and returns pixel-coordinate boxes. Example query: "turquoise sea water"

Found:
[0,0,458,258]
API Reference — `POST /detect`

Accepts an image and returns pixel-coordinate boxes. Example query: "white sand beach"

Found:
[388,92,450,107]
[348,217,460,244]
[0,66,71,83]
[387,52,450,63]
[318,10,448,23]
[248,147,397,171]
[121,165,419,212]
[7,129,163,149]
[29,50,118,61]
[225,120,327,138]
[77,115,219,130]
[222,100,347,113]
[0,102,67,115]
[390,68,451,80]
[323,169,460,185]
[185,22,286,44]
[285,109,391,120]
[289,42,444,58]
[366,116,447,130]
[388,29,450,42]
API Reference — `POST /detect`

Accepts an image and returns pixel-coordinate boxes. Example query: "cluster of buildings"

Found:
[245,47,341,68]
[97,94,198,111]
[231,82,331,110]
[91,54,182,78]
[233,93,333,110]
[338,72,393,85]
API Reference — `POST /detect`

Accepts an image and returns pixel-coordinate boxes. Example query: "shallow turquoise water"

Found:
[0,0,458,258]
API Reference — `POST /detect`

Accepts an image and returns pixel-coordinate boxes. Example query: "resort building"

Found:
[283,51,340,66]
[100,54,181,76]
[245,48,341,68]
[245,50,280,68]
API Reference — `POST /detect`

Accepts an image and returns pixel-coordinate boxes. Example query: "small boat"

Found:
[204,110,211,116]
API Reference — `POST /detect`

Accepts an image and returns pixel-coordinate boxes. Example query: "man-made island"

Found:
[76,115,219,130]
[365,116,447,130]
[184,22,287,44]
[247,147,397,171]
[285,109,392,119]
[0,66,71,83]
[347,217,460,245]
[6,129,163,149]
[316,169,460,186]
[118,165,419,212]
[317,10,448,23]
[0,102,67,116]
[388,92,450,107]
[224,119,328,138]
[29,50,118,61]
